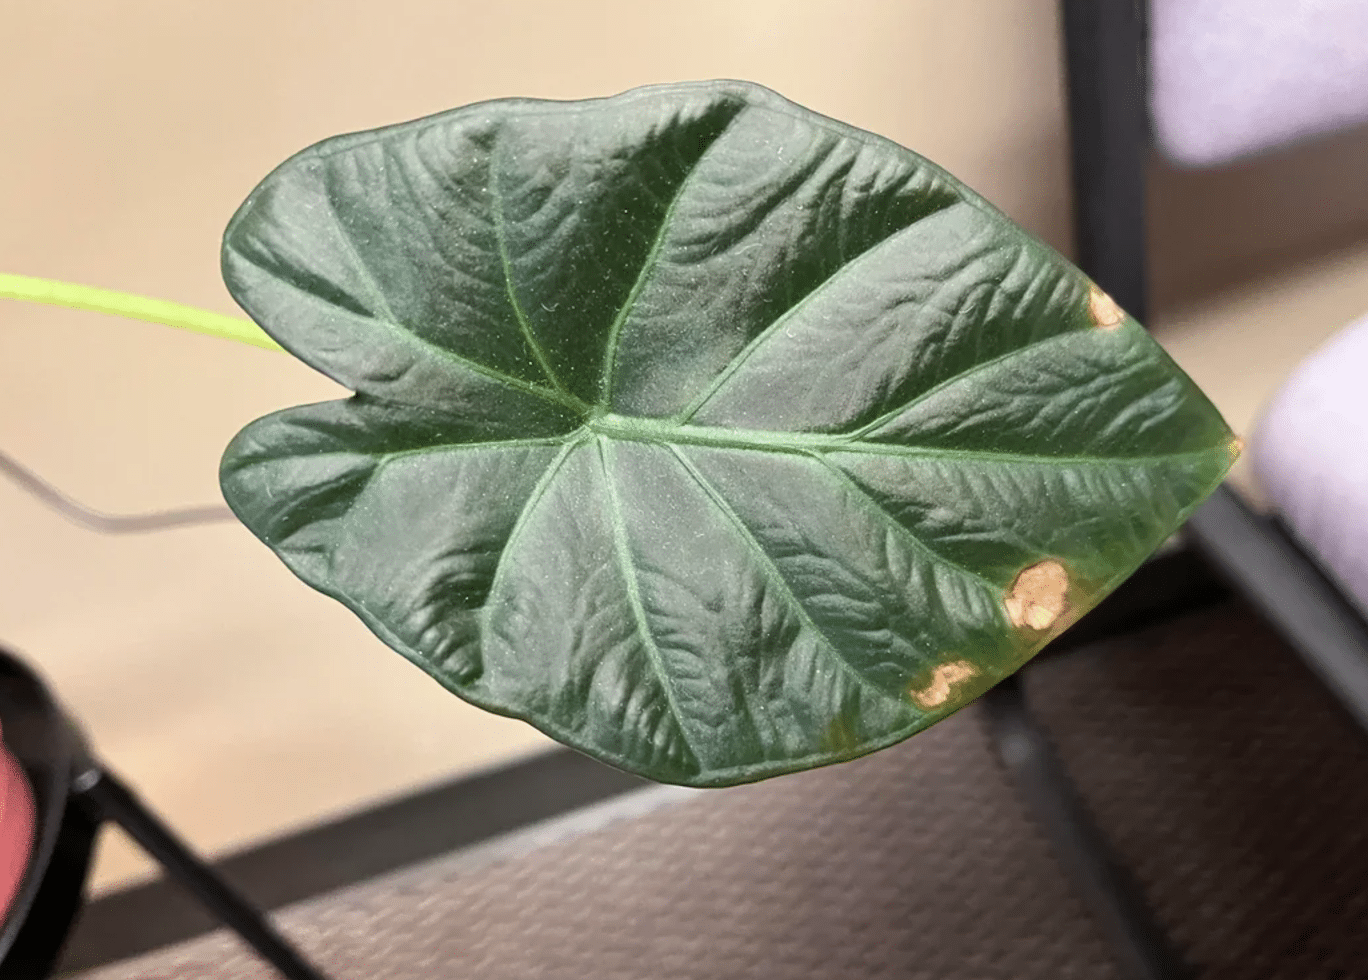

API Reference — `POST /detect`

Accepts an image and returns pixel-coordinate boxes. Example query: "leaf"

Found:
[220,81,1236,787]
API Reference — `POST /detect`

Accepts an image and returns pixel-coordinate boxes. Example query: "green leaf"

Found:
[220,81,1236,787]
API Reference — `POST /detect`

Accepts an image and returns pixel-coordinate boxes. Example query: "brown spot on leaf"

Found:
[1005,560,1070,630]
[1229,436,1245,462]
[1088,285,1125,329]
[909,660,979,710]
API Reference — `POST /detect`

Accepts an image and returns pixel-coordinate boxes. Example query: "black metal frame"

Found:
[984,3,1368,979]
[58,747,649,974]
[71,770,329,980]
[0,648,331,980]
[1186,491,1368,731]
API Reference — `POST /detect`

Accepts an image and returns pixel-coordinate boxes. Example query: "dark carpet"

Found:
[78,603,1368,979]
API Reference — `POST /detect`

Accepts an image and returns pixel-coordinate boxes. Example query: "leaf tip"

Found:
[1005,559,1070,631]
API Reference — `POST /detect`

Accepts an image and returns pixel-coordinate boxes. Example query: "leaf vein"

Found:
[598,112,743,402]
[597,438,703,769]
[489,143,582,404]
[231,248,587,412]
[850,320,1090,439]
[666,444,908,705]
[808,452,1002,595]
[596,415,1226,467]
[481,435,591,632]
[316,175,405,329]
[678,195,960,422]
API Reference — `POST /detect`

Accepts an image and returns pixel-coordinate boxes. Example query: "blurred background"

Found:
[1,0,1366,894]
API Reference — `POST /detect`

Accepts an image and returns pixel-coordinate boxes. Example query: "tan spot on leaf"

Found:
[1229,436,1245,462]
[1088,285,1125,329]
[909,659,979,710]
[1005,559,1070,630]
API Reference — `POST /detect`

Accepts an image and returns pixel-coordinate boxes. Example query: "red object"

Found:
[0,723,35,923]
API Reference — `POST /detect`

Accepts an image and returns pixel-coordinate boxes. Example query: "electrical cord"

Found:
[0,448,235,533]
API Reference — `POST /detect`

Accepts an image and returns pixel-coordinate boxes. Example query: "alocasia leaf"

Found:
[220,81,1236,787]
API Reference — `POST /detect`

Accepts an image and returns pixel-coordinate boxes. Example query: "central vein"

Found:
[582,413,1191,467]
[586,413,854,456]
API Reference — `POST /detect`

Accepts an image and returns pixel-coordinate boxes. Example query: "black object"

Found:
[0,652,97,979]
[1059,0,1150,324]
[0,648,329,980]
[987,4,1208,978]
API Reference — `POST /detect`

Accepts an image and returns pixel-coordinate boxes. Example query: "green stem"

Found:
[0,272,282,352]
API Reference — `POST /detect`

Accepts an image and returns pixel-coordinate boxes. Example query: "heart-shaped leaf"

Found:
[220,81,1235,786]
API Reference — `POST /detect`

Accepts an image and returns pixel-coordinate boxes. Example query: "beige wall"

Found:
[2,1,1366,892]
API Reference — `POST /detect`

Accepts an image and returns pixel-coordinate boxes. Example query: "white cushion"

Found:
[1253,313,1368,612]
[1150,0,1368,166]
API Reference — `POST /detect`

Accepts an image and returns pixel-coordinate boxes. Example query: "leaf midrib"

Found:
[586,414,1223,466]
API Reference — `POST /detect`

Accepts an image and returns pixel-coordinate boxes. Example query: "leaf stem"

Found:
[0,272,283,352]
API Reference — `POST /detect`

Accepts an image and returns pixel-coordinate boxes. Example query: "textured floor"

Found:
[1029,608,1368,979]
[77,603,1368,979]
